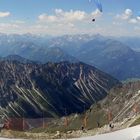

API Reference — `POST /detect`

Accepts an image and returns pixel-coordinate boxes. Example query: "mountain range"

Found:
[75,39,140,80]
[0,60,119,118]
[0,33,140,80]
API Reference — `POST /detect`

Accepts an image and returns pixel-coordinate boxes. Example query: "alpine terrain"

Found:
[0,60,119,118]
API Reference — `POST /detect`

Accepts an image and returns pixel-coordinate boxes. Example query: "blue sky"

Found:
[0,0,140,36]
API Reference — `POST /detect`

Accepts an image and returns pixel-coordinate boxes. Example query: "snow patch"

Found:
[67,125,140,140]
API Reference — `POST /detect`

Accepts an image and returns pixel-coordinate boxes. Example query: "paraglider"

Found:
[89,0,103,13]
[89,0,103,22]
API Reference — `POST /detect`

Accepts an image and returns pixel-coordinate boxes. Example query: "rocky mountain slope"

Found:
[38,81,140,133]
[0,60,119,118]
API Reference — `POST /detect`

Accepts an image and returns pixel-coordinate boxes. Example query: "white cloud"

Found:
[0,23,19,28]
[0,12,11,18]
[124,9,133,19]
[67,23,75,28]
[38,9,87,23]
[116,9,140,24]
[63,10,86,21]
[91,9,102,18]
[113,22,122,26]
[38,14,57,22]
[0,23,19,34]
[38,9,102,24]
[55,9,63,15]
[34,9,104,35]
[116,9,133,20]
[137,16,140,21]
[129,18,138,24]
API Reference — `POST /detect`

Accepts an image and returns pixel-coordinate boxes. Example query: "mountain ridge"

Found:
[0,60,119,118]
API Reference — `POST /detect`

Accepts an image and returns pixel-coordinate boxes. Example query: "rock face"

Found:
[0,60,119,118]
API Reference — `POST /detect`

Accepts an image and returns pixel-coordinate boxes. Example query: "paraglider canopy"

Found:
[89,0,103,13]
